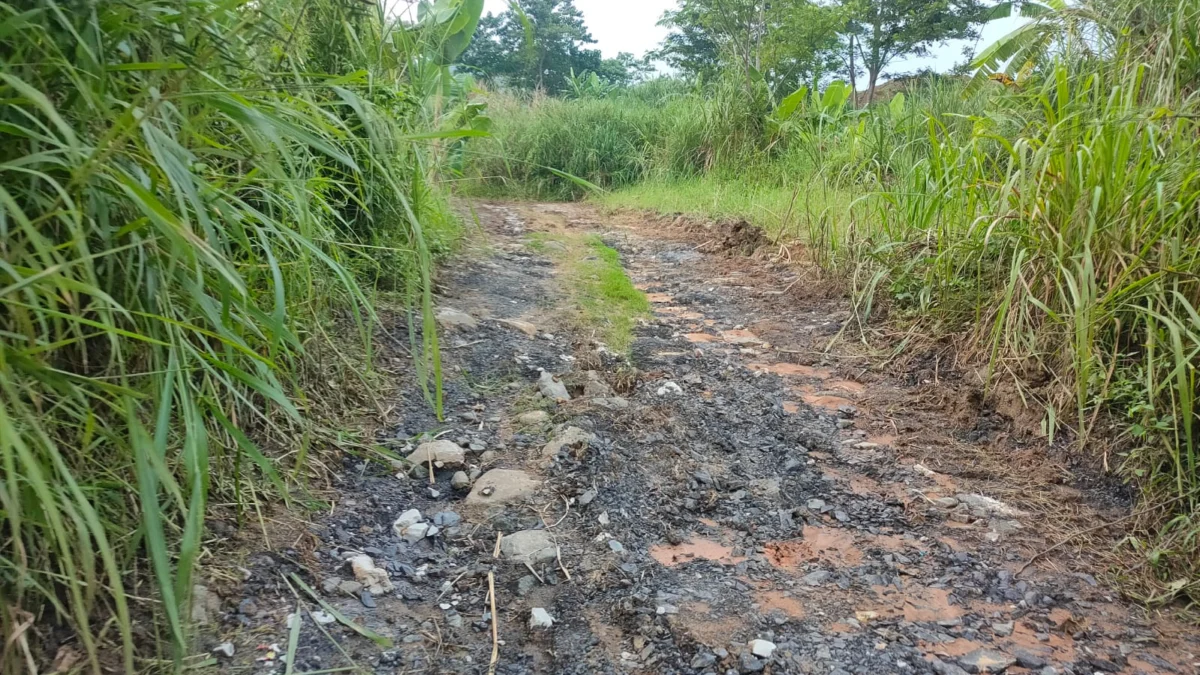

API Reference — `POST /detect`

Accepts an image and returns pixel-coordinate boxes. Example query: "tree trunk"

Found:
[848,35,857,107]
[867,66,879,106]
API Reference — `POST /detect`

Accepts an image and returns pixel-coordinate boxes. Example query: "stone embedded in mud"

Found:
[500,529,557,564]
[497,318,538,336]
[541,425,593,461]
[656,381,683,396]
[803,570,832,586]
[190,585,221,625]
[537,370,570,402]
[517,410,550,425]
[592,396,630,410]
[583,378,615,397]
[435,307,478,331]
[466,469,541,505]
[529,607,555,629]
[406,440,466,469]
[956,493,1026,518]
[958,649,1016,674]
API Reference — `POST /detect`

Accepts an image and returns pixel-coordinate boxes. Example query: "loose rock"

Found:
[348,555,393,595]
[517,410,550,425]
[538,371,570,402]
[451,471,471,490]
[748,639,777,658]
[406,440,466,469]
[541,425,594,461]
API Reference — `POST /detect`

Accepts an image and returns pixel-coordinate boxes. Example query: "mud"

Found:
[200,201,1200,675]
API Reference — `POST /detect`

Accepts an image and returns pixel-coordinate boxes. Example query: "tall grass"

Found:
[463,0,1200,605]
[0,0,476,668]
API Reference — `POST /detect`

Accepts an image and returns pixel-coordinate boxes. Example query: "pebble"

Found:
[991,621,1014,637]
[212,642,235,658]
[935,497,960,508]
[311,610,336,625]
[360,590,376,608]
[608,539,625,553]
[517,575,538,596]
[541,426,594,461]
[348,555,393,594]
[529,607,555,629]
[402,522,431,543]
[451,471,470,490]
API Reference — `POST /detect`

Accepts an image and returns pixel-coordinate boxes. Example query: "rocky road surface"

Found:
[205,202,1199,674]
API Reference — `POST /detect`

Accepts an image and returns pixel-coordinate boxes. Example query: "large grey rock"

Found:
[501,530,557,564]
[537,371,570,402]
[465,469,541,505]
[435,307,477,331]
[958,649,1016,673]
[406,440,466,469]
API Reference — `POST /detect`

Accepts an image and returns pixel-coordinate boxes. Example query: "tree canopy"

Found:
[460,0,650,94]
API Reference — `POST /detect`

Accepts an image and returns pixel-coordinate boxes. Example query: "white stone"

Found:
[213,642,235,658]
[392,509,423,538]
[403,522,431,543]
[406,440,466,469]
[311,610,336,625]
[748,639,777,658]
[529,607,555,629]
[541,426,594,461]
[349,555,393,595]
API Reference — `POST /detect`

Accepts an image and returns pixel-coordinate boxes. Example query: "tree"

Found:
[459,0,604,94]
[655,0,842,97]
[840,0,987,104]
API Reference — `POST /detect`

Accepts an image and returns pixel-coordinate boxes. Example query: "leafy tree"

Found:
[460,0,605,93]
[655,0,843,97]
[840,0,987,104]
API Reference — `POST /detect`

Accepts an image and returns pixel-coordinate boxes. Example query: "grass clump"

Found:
[573,236,652,352]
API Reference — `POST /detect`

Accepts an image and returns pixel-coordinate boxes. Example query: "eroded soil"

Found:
[202,202,1199,675]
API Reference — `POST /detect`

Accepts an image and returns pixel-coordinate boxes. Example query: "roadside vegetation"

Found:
[462,0,1200,608]
[0,0,486,669]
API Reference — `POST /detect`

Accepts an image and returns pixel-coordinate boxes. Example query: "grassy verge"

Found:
[0,0,477,668]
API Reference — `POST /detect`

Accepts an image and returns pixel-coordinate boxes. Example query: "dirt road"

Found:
[208,202,1198,674]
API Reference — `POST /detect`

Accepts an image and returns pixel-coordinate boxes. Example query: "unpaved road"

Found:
[206,202,1199,675]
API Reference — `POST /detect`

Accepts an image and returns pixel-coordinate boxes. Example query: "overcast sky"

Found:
[479,0,1024,83]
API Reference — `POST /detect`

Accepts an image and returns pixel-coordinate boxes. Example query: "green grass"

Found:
[0,0,477,668]
[573,236,652,352]
[598,175,858,242]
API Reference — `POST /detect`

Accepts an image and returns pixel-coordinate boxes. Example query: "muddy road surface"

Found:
[203,202,1199,675]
